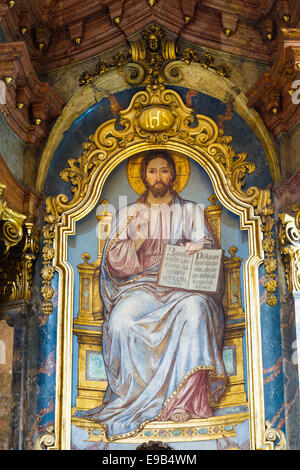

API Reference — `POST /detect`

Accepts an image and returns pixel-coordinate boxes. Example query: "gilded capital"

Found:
[0,184,39,304]
[278,211,300,292]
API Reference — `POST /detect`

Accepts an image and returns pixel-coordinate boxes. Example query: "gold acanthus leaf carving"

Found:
[60,144,108,206]
[93,84,219,150]
[41,212,60,315]
[78,26,231,88]
[0,185,39,303]
[41,83,278,313]
[278,212,300,292]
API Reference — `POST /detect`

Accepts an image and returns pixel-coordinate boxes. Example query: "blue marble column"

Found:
[0,300,39,449]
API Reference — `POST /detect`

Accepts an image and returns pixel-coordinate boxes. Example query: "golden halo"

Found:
[126,151,191,195]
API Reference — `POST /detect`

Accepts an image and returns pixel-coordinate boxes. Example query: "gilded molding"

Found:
[278,211,300,292]
[41,212,60,315]
[260,203,278,307]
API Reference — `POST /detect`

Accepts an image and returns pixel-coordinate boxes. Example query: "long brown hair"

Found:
[138,151,177,203]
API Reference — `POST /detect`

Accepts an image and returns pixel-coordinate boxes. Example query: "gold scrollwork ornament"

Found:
[35,425,56,450]
[278,212,300,292]
[79,25,231,87]
[264,421,286,450]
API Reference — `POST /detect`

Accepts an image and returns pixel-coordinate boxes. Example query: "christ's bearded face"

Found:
[145,157,173,198]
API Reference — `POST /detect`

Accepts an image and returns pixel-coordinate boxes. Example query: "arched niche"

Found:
[36,83,285,451]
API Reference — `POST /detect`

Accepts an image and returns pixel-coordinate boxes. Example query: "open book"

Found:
[158,244,223,293]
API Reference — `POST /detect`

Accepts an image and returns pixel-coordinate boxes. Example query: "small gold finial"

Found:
[208,194,218,205]
[282,14,290,23]
[224,28,233,37]
[4,76,13,84]
[16,102,24,110]
[184,16,191,24]
[8,0,15,8]
[38,42,46,51]
[20,26,28,35]
[74,37,82,45]
[81,252,91,265]
[228,246,238,258]
[114,17,121,25]
[266,32,273,40]
[34,118,42,126]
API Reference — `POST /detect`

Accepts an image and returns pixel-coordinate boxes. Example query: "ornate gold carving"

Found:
[79,52,128,86]
[126,24,177,86]
[41,212,59,315]
[79,25,231,87]
[278,211,300,292]
[180,49,231,77]
[42,82,278,313]
[259,201,278,307]
[93,83,219,147]
[127,28,230,85]
[264,421,286,450]
[35,424,55,450]
[0,185,39,303]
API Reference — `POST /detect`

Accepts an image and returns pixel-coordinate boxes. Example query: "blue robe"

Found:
[78,195,227,440]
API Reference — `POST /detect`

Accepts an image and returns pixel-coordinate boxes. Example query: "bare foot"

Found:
[170,410,190,423]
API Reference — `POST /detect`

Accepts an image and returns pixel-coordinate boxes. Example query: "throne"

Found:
[72,195,248,443]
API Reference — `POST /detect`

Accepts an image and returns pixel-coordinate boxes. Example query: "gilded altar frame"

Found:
[39,82,284,450]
